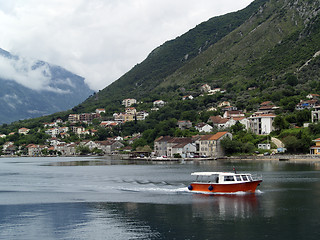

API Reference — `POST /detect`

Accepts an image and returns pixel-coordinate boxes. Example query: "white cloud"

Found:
[0,55,71,94]
[0,0,253,91]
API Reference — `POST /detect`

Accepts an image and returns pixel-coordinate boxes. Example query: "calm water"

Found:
[0,157,320,240]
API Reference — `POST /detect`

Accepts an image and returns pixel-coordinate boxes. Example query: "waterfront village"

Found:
[1,85,320,158]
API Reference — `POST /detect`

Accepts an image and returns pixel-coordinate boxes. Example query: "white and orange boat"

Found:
[188,171,262,194]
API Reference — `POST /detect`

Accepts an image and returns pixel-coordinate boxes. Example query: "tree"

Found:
[273,116,289,131]
[76,145,91,155]
[231,121,245,134]
[220,136,241,155]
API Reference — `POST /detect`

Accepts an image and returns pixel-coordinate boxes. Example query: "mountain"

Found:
[0,48,93,124]
[79,0,319,113]
[80,0,269,111]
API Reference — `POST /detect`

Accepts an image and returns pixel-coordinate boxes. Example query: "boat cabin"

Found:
[191,172,255,184]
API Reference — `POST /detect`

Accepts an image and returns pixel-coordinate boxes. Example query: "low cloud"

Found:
[0,55,70,94]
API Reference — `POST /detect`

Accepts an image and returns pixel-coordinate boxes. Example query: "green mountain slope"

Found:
[80,0,268,112]
[161,0,320,105]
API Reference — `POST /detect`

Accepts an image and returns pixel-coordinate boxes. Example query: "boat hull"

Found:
[189,180,262,193]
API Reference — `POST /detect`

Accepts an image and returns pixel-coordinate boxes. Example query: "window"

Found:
[224,176,235,181]
[236,175,241,181]
[248,175,253,181]
[241,175,248,181]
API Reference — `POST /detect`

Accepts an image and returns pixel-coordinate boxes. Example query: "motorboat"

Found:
[188,171,262,193]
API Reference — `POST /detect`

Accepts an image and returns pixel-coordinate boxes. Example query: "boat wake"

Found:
[119,186,190,194]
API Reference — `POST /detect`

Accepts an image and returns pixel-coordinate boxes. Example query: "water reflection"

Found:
[191,194,259,219]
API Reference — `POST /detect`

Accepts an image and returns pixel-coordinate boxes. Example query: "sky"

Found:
[0,0,253,92]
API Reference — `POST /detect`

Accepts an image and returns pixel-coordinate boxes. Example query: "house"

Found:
[96,108,106,114]
[311,106,320,123]
[182,95,194,100]
[70,126,85,135]
[207,107,217,112]
[122,98,137,107]
[258,101,279,112]
[3,144,17,155]
[222,106,237,112]
[79,140,98,150]
[195,123,213,133]
[100,121,119,128]
[260,101,273,106]
[54,143,77,155]
[195,132,232,157]
[218,101,231,108]
[248,113,276,135]
[177,120,192,130]
[43,122,57,128]
[223,110,244,119]
[296,100,318,110]
[154,136,176,157]
[45,127,60,137]
[55,118,64,124]
[171,142,196,158]
[59,126,69,133]
[136,111,149,121]
[208,116,229,129]
[18,128,30,135]
[153,100,166,108]
[0,134,6,138]
[166,137,193,158]
[48,137,63,146]
[68,114,80,123]
[306,94,320,99]
[232,117,250,130]
[310,138,320,155]
[27,144,47,156]
[125,107,137,115]
[154,133,231,158]
[200,84,211,92]
[95,140,124,154]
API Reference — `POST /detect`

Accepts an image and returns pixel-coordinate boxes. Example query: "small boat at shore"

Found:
[188,171,262,194]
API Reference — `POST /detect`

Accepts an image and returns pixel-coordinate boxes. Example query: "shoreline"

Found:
[2,154,320,163]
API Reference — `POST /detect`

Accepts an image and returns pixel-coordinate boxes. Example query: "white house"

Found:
[312,106,320,123]
[122,98,137,107]
[248,113,276,135]
[96,108,106,114]
[195,123,213,133]
[45,127,60,137]
[18,128,30,135]
[153,100,166,107]
[171,142,196,158]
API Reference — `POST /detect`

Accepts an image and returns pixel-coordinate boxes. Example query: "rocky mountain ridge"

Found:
[0,48,93,124]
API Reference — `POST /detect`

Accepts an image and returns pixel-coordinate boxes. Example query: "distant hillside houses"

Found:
[113,107,149,123]
[200,84,226,95]
[206,101,279,135]
[296,99,318,110]
[24,138,125,157]
[68,112,100,123]
[154,132,231,158]
[122,98,137,107]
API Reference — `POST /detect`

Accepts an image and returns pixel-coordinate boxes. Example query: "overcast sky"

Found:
[0,0,253,91]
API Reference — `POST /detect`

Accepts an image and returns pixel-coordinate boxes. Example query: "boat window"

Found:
[241,175,248,181]
[248,175,253,181]
[224,176,235,181]
[235,175,241,181]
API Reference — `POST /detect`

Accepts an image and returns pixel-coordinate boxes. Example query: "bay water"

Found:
[0,157,319,239]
